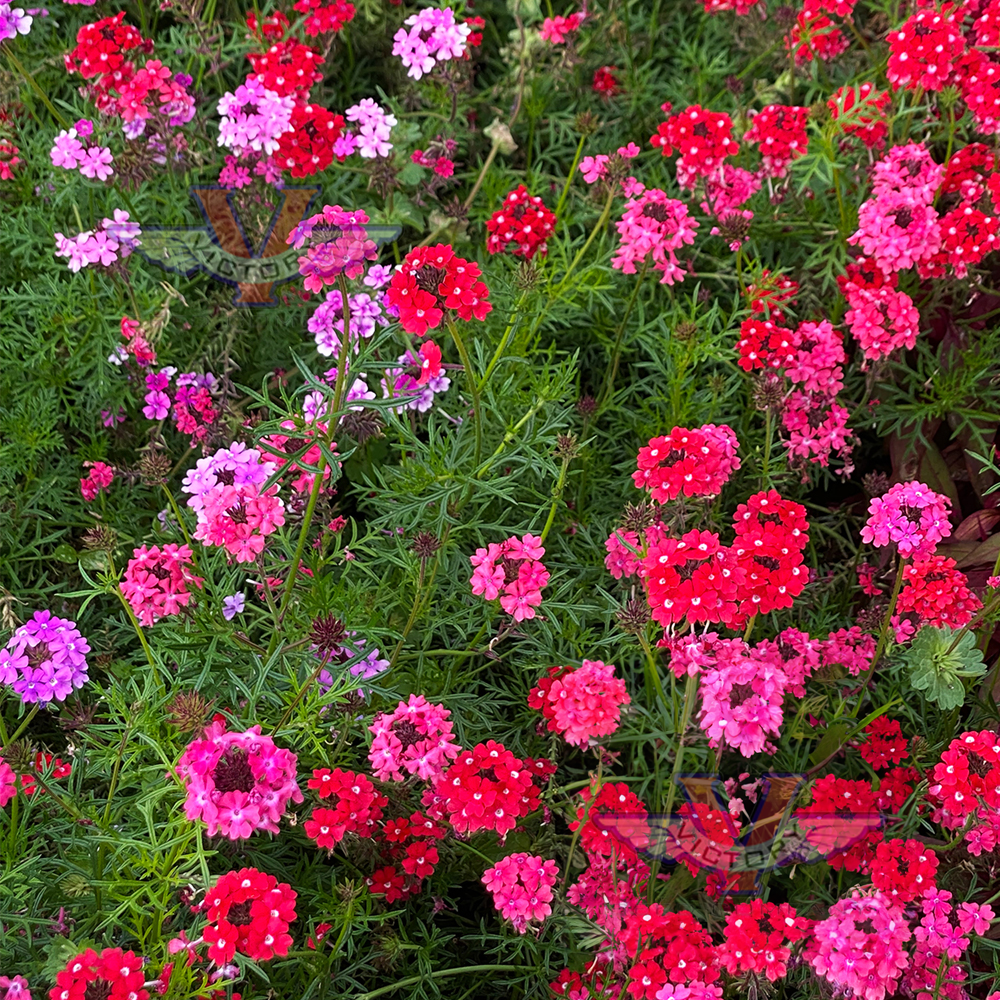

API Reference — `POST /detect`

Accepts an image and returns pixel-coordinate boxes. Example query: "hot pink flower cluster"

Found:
[175,720,303,840]
[632,424,740,503]
[839,256,919,360]
[604,523,667,579]
[861,480,952,558]
[539,11,584,44]
[469,533,549,622]
[286,205,380,289]
[368,694,461,782]
[807,890,911,1000]
[80,460,115,502]
[528,660,631,747]
[120,543,203,626]
[611,187,699,286]
[0,610,90,705]
[481,853,559,934]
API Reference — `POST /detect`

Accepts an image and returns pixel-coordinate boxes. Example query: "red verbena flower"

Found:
[743,104,810,178]
[859,717,909,770]
[276,103,345,177]
[886,5,965,92]
[896,553,982,628]
[202,868,297,964]
[828,82,891,148]
[433,740,540,835]
[386,244,492,335]
[649,104,738,187]
[305,768,387,844]
[632,423,740,502]
[569,781,649,863]
[485,185,556,260]
[735,317,795,372]
[49,948,148,1000]
[870,837,939,901]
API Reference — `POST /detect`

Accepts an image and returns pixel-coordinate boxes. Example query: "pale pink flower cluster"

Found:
[120,543,203,626]
[538,660,631,747]
[183,443,285,564]
[50,124,114,180]
[807,890,911,1000]
[176,720,303,840]
[217,77,295,156]
[469,533,550,622]
[612,187,699,285]
[392,7,470,81]
[368,694,461,782]
[341,99,396,159]
[861,480,953,558]
[54,210,141,272]
[481,853,559,934]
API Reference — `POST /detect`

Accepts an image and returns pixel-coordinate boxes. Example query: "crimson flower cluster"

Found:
[386,244,492,336]
[431,740,540,836]
[48,948,148,1000]
[202,868,297,964]
[304,767,387,847]
[649,104,738,188]
[742,104,810,178]
[485,185,556,260]
[632,423,740,502]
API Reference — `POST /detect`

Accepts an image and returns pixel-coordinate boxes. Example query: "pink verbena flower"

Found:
[175,720,303,839]
[611,187,699,286]
[80,460,115,501]
[861,480,952,558]
[287,205,379,289]
[807,889,911,1000]
[368,694,461,782]
[528,660,630,747]
[469,533,549,622]
[482,853,559,934]
[786,319,845,395]
[120,543,204,626]
[50,128,86,169]
[0,610,89,705]
[392,6,471,80]
[345,98,396,158]
[698,642,786,757]
[0,977,30,1000]
[194,480,286,563]
[843,283,920,360]
[181,443,276,516]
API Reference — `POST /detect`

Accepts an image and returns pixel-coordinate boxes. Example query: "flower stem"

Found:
[446,316,483,466]
[554,133,586,221]
[869,558,907,673]
[597,261,648,410]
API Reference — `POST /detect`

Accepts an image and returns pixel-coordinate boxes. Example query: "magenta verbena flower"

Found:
[0,610,89,705]
[120,543,204,626]
[611,188,699,285]
[469,533,550,622]
[861,480,953,558]
[368,694,461,782]
[175,719,303,839]
[481,853,559,934]
[808,889,911,1000]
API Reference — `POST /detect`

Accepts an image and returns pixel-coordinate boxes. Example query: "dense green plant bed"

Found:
[2,0,1000,998]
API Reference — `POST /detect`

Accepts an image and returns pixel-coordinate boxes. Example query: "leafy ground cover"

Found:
[2,0,1000,998]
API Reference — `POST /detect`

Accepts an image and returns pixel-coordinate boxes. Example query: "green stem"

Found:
[478,289,527,390]
[539,454,572,545]
[761,408,773,487]
[597,261,648,410]
[5,704,38,746]
[868,559,907,675]
[663,674,699,822]
[3,50,68,128]
[272,274,354,640]
[554,134,587,221]
[447,317,483,467]
[638,630,669,711]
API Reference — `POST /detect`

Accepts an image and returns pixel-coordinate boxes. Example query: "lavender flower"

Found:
[0,610,90,704]
[222,594,245,621]
[0,3,32,43]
